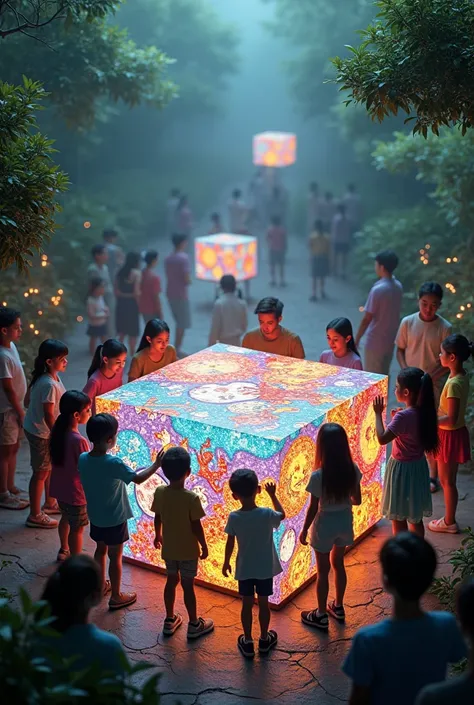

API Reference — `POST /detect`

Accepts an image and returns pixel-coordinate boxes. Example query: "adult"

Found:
[176,195,193,238]
[355,250,403,375]
[331,204,352,278]
[307,181,321,234]
[242,297,305,359]
[228,189,248,234]
[115,252,141,356]
[319,192,337,234]
[165,234,191,357]
[87,244,113,335]
[166,188,180,236]
[102,230,124,337]
[343,183,363,235]
[248,168,266,230]
[139,250,163,321]
[267,185,288,228]
[209,275,248,347]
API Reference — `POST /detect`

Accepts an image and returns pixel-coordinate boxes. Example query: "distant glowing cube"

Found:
[195,233,257,282]
[97,345,387,607]
[253,131,297,167]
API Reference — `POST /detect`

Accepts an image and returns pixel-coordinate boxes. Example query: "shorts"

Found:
[269,250,285,267]
[364,348,393,376]
[238,578,273,597]
[311,255,329,278]
[167,298,191,330]
[310,509,354,554]
[58,502,89,530]
[86,323,107,338]
[25,430,51,474]
[436,426,471,464]
[334,242,350,254]
[90,521,129,546]
[0,409,22,445]
[165,559,198,578]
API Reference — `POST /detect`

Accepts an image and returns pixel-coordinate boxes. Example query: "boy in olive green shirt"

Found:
[151,446,214,640]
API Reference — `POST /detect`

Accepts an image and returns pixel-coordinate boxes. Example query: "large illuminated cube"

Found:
[195,233,257,282]
[96,345,387,607]
[253,131,297,167]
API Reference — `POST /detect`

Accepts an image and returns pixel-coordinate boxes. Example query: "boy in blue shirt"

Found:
[79,413,163,610]
[342,533,466,705]
[222,469,285,659]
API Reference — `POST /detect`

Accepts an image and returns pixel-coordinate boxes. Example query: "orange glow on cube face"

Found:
[253,132,297,167]
[97,345,387,606]
[195,234,258,282]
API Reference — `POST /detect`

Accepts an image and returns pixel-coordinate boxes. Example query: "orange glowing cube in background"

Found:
[253,131,297,167]
[97,345,387,607]
[195,233,258,282]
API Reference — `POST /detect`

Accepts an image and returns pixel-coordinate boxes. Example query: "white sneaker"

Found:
[0,491,29,510]
[26,512,59,529]
[428,517,459,534]
[187,617,214,640]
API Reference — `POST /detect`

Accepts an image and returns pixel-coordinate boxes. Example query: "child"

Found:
[416,578,474,705]
[151,446,214,639]
[49,391,92,562]
[373,368,439,536]
[139,250,163,322]
[0,307,28,509]
[299,423,362,630]
[308,219,330,301]
[208,275,248,347]
[228,189,248,234]
[209,212,224,235]
[428,334,473,534]
[42,554,128,674]
[83,338,127,415]
[330,203,352,278]
[267,215,287,287]
[165,234,191,357]
[24,339,68,529]
[223,469,285,658]
[79,413,162,610]
[128,319,177,382]
[86,278,109,356]
[343,533,467,705]
[320,317,363,370]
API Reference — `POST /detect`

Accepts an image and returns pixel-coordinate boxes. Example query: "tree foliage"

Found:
[0,0,118,37]
[332,0,474,136]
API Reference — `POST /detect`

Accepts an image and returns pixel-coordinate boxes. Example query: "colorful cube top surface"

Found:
[98,344,385,442]
[253,131,297,167]
[195,235,258,282]
[195,234,255,246]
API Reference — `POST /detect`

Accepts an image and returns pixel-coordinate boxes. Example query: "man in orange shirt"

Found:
[242,297,305,359]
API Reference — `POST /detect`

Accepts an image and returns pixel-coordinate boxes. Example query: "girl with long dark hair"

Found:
[128,318,176,382]
[49,391,91,561]
[299,423,362,630]
[24,339,68,529]
[320,317,362,370]
[83,338,127,415]
[374,367,438,537]
[115,251,141,355]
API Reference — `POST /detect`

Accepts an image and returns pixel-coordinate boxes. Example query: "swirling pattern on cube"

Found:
[195,233,257,282]
[253,132,297,167]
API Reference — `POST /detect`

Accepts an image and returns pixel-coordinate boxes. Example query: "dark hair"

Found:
[254,297,283,318]
[87,276,104,297]
[137,319,170,352]
[457,578,474,636]
[172,233,188,249]
[441,333,474,363]
[326,317,359,356]
[29,339,68,388]
[337,203,346,215]
[271,215,282,226]
[91,244,106,258]
[177,194,188,209]
[313,219,324,233]
[42,555,101,632]
[211,212,220,222]
[87,338,127,377]
[50,391,90,465]
[397,367,439,453]
[103,229,118,242]
[220,274,236,293]
[418,281,443,301]
[232,188,241,199]
[162,446,191,482]
[316,423,357,503]
[229,468,258,498]
[375,249,399,274]
[0,307,20,329]
[117,251,141,286]
[86,413,118,445]
[380,533,437,601]
[144,250,158,266]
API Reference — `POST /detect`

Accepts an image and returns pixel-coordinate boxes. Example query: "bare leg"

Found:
[241,595,254,641]
[175,327,185,353]
[315,551,331,614]
[94,541,108,591]
[392,519,408,535]
[408,521,425,537]
[438,460,459,525]
[330,546,347,606]
[43,473,55,507]
[58,515,70,552]
[68,526,84,555]
[164,573,179,619]
[269,259,276,285]
[319,277,326,298]
[258,595,270,640]
[6,442,20,493]
[1,444,15,494]
[28,471,47,517]
[108,543,124,600]
[428,455,438,482]
[311,278,317,299]
[181,576,197,623]
[279,261,285,286]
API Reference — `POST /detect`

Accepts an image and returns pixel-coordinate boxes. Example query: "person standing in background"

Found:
[166,188,180,236]
[115,252,141,356]
[209,275,247,347]
[248,168,266,231]
[355,250,403,375]
[165,234,191,358]
[343,183,363,236]
[331,204,352,278]
[319,192,337,234]
[139,250,163,322]
[307,182,321,234]
[176,195,193,239]
[267,185,288,229]
[87,245,113,337]
[228,189,249,234]
[308,220,330,301]
[267,215,287,288]
[208,212,225,235]
[102,229,124,286]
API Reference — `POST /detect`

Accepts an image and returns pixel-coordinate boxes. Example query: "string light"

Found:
[83,221,91,229]
[29,324,34,329]
[76,316,83,323]
[2,301,7,306]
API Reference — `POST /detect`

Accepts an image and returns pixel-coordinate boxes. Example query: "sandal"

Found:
[57,548,70,562]
[301,609,329,631]
[103,580,112,597]
[108,591,137,610]
[42,502,61,515]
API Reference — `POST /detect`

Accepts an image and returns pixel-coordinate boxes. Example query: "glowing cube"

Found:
[253,131,297,167]
[195,233,257,282]
[96,345,387,607]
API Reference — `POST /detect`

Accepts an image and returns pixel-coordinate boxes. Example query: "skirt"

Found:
[436,426,471,464]
[311,255,329,278]
[382,456,432,524]
[115,298,139,337]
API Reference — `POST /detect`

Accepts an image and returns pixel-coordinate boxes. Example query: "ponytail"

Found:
[326,317,360,357]
[87,338,127,378]
[29,339,68,388]
[137,319,170,353]
[397,368,439,454]
[50,391,90,465]
[441,333,474,363]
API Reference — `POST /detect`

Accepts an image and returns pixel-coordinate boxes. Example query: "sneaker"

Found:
[428,517,459,534]
[163,613,183,636]
[301,609,329,631]
[187,617,214,640]
[57,548,70,562]
[258,629,278,654]
[26,512,58,528]
[238,634,255,659]
[42,502,61,515]
[327,601,345,623]
[108,591,137,610]
[0,491,29,510]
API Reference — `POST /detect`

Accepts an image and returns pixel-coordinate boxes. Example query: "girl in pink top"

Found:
[49,391,92,561]
[83,339,127,415]
[373,367,439,537]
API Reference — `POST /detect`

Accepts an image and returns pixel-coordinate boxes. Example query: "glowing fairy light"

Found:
[446,258,452,263]
[425,244,431,249]
[34,330,39,335]
[457,313,463,319]
[467,303,472,309]
[57,289,63,295]
[76,316,84,323]
[453,257,458,262]
[24,292,29,298]
[41,261,47,267]
[38,310,43,316]
[460,306,465,311]
[29,324,34,329]
[2,301,7,306]
[84,221,91,229]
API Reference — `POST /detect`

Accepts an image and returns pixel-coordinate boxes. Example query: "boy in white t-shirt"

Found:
[222,469,285,659]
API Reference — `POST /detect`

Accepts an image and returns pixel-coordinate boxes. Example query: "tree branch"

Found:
[0,3,66,39]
